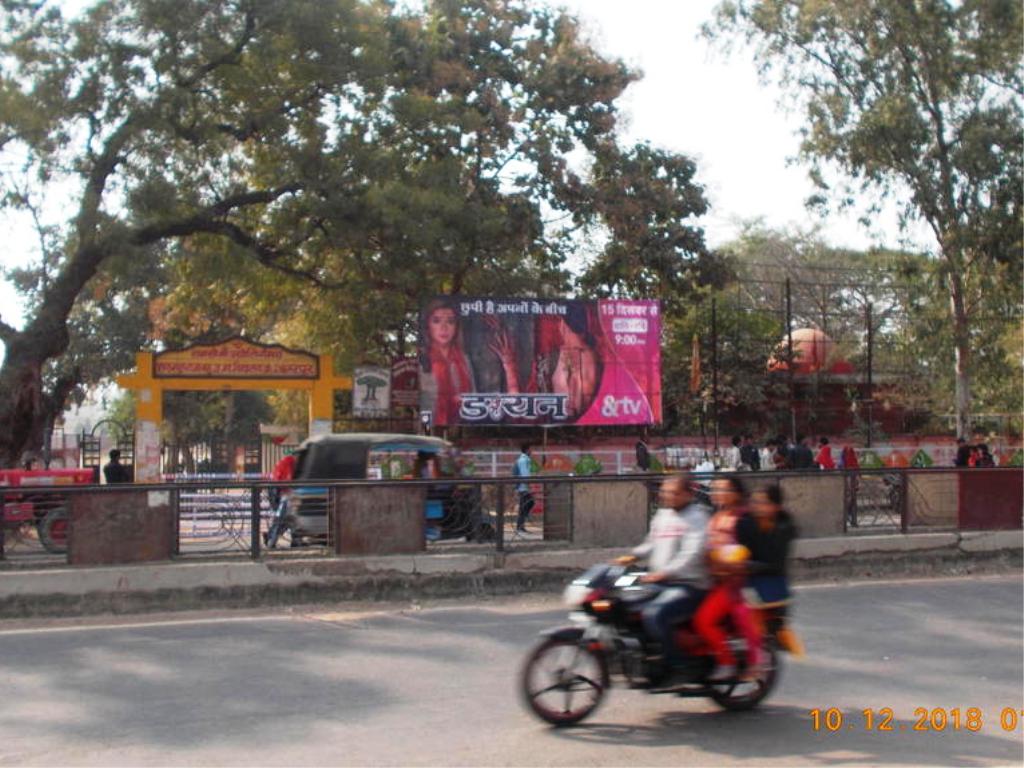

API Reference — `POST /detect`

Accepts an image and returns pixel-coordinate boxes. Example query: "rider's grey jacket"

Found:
[632,502,711,588]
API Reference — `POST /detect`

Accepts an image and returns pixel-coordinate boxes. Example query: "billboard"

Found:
[418,297,661,426]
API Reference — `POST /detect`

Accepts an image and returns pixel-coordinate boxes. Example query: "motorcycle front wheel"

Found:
[520,635,609,727]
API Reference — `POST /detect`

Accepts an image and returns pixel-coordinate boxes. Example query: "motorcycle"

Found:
[520,563,798,726]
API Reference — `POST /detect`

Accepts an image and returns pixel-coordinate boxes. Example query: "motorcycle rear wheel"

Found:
[708,643,780,711]
[521,636,609,727]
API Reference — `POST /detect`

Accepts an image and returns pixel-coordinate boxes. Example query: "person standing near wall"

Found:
[514,443,535,533]
[791,435,815,470]
[103,449,131,484]
[815,437,835,470]
[740,434,760,471]
[636,438,651,472]
[953,437,971,467]
[726,435,743,470]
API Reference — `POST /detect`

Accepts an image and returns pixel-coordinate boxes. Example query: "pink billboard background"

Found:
[418,297,661,426]
[578,300,662,425]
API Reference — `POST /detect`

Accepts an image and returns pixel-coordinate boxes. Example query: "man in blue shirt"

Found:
[514,443,534,532]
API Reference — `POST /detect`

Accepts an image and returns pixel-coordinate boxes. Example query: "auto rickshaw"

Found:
[282,433,492,546]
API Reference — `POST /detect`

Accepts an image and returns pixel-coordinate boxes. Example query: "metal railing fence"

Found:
[1,467,1019,567]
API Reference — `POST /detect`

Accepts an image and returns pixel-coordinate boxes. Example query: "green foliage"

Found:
[707,0,1024,436]
[858,450,884,469]
[163,390,271,447]
[910,449,933,469]
[379,456,411,480]
[573,454,602,476]
[0,0,714,462]
[152,0,714,369]
[104,390,136,439]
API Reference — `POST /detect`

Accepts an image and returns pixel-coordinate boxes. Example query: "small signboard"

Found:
[391,357,420,409]
[354,366,391,418]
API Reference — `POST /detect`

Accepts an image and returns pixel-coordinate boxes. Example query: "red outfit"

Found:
[694,506,762,668]
[430,348,473,425]
[271,454,296,482]
[816,444,835,470]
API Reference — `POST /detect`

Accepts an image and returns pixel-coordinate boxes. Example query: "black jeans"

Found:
[641,585,706,667]
[516,490,535,529]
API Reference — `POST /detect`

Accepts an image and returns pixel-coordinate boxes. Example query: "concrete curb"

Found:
[0,532,1020,620]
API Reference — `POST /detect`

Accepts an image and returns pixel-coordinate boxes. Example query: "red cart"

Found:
[0,469,95,554]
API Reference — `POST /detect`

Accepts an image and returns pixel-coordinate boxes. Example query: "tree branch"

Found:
[185,218,351,290]
[129,183,305,245]
[75,117,137,246]
[175,9,256,89]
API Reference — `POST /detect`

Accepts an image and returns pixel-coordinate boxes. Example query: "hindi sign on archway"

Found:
[117,338,351,481]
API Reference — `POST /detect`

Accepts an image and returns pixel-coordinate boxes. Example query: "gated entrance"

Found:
[79,419,134,482]
[116,338,352,481]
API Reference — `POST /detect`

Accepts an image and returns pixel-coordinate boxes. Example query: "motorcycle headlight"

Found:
[563,583,592,608]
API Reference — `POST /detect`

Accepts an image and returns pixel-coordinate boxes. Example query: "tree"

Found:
[1,0,716,465]
[152,1,715,376]
[707,0,1023,437]
[0,0,396,465]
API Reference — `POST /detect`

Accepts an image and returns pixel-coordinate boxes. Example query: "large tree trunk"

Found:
[948,270,972,439]
[0,270,80,466]
[0,340,45,468]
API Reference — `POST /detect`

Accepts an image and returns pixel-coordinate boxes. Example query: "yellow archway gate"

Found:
[116,338,351,481]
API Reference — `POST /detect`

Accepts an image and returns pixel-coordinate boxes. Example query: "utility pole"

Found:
[711,297,719,456]
[866,302,874,447]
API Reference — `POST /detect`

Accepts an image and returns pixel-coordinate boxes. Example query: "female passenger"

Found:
[693,476,762,681]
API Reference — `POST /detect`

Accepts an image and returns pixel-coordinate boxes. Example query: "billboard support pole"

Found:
[711,297,719,456]
[866,302,874,448]
[786,278,796,441]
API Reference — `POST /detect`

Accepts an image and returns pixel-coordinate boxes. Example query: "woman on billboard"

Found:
[488,304,603,420]
[420,298,475,425]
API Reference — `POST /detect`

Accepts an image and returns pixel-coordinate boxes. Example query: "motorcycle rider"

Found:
[617,472,711,687]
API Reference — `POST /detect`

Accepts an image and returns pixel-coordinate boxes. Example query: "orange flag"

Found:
[689,333,701,394]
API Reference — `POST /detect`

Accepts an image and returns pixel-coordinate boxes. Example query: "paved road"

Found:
[0,576,1020,767]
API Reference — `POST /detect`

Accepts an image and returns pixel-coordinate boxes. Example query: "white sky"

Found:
[0,0,934,336]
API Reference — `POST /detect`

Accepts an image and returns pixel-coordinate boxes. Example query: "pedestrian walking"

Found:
[264,450,296,548]
[513,443,535,532]
[635,437,651,472]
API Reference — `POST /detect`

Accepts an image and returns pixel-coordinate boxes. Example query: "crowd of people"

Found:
[622,472,798,686]
[720,434,856,472]
[953,438,997,468]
